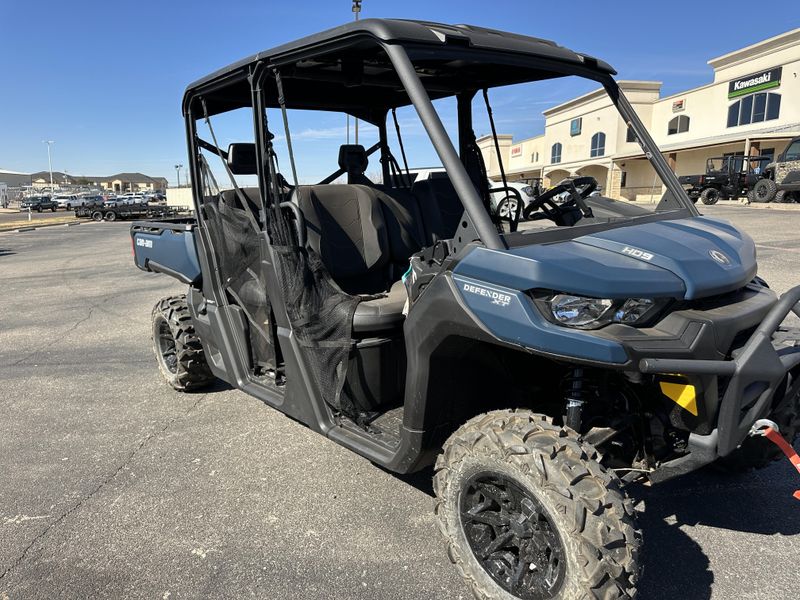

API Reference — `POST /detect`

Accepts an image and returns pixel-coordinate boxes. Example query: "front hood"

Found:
[454,217,756,300]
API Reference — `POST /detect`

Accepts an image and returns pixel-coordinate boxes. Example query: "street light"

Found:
[42,140,54,193]
[175,164,183,187]
[352,0,361,145]
[345,1,363,146]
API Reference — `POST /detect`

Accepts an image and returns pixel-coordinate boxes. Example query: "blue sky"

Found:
[1,0,797,185]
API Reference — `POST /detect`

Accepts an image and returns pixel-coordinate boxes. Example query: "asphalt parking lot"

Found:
[1,205,800,599]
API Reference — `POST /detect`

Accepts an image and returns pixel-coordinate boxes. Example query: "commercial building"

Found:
[30,171,168,192]
[479,28,800,201]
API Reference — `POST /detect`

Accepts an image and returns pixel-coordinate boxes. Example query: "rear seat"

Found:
[335,143,465,247]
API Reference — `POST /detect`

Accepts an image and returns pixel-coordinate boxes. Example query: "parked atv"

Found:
[752,136,800,203]
[679,154,770,205]
[131,19,800,599]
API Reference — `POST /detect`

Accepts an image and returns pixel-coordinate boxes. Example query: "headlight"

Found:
[538,293,665,329]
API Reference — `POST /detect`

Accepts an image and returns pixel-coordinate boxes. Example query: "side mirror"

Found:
[227,143,257,175]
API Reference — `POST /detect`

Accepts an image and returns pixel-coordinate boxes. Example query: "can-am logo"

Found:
[728,67,782,98]
[462,283,512,307]
[136,238,153,248]
[709,249,731,265]
[621,246,654,261]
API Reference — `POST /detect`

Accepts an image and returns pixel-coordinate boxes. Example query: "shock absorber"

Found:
[564,367,585,431]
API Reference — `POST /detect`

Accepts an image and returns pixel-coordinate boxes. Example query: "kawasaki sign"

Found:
[728,67,782,99]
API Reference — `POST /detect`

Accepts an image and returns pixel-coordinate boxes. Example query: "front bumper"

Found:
[640,284,800,475]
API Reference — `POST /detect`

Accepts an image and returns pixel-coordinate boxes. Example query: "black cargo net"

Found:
[271,240,362,416]
[198,154,276,371]
[263,72,363,416]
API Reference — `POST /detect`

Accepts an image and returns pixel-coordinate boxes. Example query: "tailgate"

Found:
[130,219,201,284]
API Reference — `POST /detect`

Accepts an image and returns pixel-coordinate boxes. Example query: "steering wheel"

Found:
[524,176,597,222]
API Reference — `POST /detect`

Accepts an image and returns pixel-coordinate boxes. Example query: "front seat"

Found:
[294,183,406,333]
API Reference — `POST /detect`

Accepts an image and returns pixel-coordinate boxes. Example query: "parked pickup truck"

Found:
[19,195,58,212]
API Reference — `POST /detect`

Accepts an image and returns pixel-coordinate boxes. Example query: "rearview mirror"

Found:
[227,143,257,175]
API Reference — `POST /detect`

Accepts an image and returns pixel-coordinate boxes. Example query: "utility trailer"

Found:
[78,203,189,222]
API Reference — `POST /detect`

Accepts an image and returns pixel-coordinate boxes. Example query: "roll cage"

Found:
[182,18,697,255]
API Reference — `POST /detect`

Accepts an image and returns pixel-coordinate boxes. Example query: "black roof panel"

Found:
[186,18,615,93]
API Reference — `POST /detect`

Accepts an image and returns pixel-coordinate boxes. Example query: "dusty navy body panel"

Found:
[452,216,758,363]
[577,217,757,299]
[451,274,629,364]
[454,217,755,301]
[131,224,202,285]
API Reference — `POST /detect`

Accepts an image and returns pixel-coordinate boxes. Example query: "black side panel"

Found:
[402,271,517,434]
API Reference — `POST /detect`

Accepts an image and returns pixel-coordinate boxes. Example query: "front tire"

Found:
[151,295,215,392]
[434,411,640,600]
[752,179,777,203]
[700,188,720,205]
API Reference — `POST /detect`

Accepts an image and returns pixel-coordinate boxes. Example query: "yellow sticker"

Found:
[659,381,698,416]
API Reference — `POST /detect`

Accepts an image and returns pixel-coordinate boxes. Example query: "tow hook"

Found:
[749,419,800,501]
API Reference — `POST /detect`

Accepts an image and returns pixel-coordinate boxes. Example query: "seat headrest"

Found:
[338,144,368,174]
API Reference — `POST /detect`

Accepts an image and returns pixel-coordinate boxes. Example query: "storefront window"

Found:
[766,94,781,121]
[590,132,606,157]
[727,92,781,128]
[551,143,562,164]
[667,115,690,135]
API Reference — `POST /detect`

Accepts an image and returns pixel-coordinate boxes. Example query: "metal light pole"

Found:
[352,0,361,145]
[43,140,55,193]
[175,164,183,187]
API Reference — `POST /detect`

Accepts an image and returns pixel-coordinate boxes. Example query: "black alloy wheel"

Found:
[460,472,565,599]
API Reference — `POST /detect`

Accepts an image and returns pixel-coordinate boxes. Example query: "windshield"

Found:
[399,68,695,242]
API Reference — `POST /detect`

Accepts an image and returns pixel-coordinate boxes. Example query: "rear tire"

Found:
[434,410,640,600]
[104,211,117,221]
[151,295,215,392]
[91,211,104,221]
[700,188,720,205]
[775,190,794,204]
[752,179,777,203]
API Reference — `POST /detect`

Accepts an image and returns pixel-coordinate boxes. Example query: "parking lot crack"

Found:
[0,393,207,584]
[9,307,95,367]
